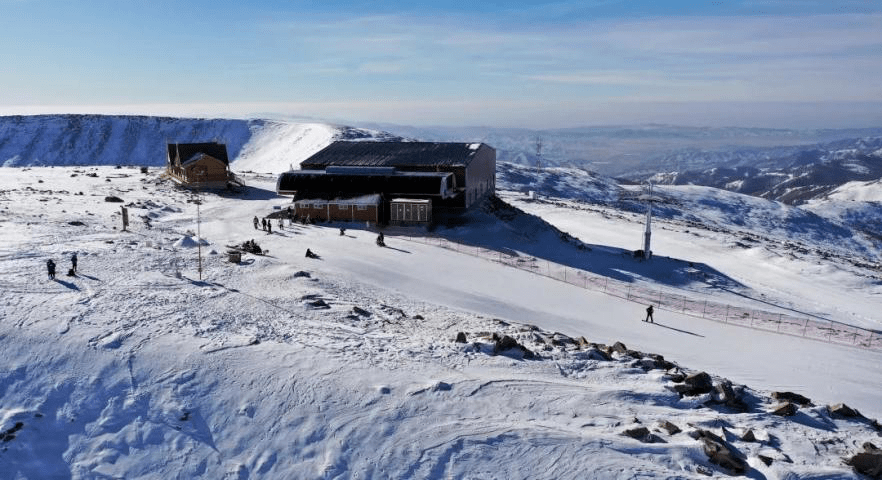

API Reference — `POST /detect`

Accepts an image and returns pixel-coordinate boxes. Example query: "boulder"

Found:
[609,341,629,355]
[104,195,124,202]
[665,368,687,383]
[585,348,612,361]
[493,334,535,359]
[455,332,468,343]
[658,421,681,435]
[673,372,713,396]
[772,391,813,406]
[847,446,882,479]
[829,403,863,418]
[577,336,590,348]
[771,402,798,417]
[692,429,748,475]
[741,429,757,442]
[710,381,749,412]
[621,426,664,444]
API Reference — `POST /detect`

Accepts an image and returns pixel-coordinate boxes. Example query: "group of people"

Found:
[46,253,77,280]
[253,216,276,234]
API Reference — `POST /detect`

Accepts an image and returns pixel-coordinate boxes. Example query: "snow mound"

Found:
[173,236,209,248]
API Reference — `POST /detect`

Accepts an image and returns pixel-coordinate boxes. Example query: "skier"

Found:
[267,220,272,234]
[339,227,345,236]
[644,305,654,323]
[261,218,267,231]
[71,253,78,274]
[253,216,259,230]
[305,248,318,259]
[376,232,385,247]
[278,217,284,230]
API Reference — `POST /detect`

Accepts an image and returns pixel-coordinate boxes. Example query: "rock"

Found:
[610,341,628,355]
[741,429,757,442]
[673,372,713,396]
[665,368,687,383]
[658,421,681,435]
[577,336,590,348]
[847,450,882,479]
[455,332,468,343]
[67,221,86,226]
[493,335,534,359]
[351,306,370,317]
[292,271,311,278]
[771,402,798,416]
[864,442,880,452]
[772,391,813,406]
[710,381,749,411]
[306,299,330,309]
[431,381,452,392]
[104,195,124,202]
[757,455,773,466]
[829,403,863,418]
[621,426,664,443]
[585,348,611,361]
[413,315,424,320]
[692,429,748,475]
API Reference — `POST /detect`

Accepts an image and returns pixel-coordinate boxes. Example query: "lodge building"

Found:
[166,142,242,188]
[276,141,496,225]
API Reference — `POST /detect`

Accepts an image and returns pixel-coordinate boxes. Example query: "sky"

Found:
[1,0,881,129]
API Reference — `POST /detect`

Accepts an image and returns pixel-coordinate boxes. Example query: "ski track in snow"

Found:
[0,166,880,478]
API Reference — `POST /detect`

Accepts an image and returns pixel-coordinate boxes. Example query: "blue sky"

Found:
[2,1,881,128]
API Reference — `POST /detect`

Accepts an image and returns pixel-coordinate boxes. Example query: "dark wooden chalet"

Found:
[166,142,240,188]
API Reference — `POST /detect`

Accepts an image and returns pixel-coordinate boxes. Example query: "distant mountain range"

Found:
[625,137,882,205]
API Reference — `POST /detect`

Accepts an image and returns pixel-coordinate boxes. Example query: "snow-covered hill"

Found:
[1,166,881,478]
[0,115,399,173]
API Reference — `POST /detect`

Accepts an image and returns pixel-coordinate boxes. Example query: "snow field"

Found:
[1,167,881,478]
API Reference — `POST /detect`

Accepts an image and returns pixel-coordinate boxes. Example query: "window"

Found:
[338,204,348,210]
[357,205,368,211]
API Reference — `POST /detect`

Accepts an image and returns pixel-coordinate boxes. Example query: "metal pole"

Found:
[702,300,707,318]
[777,313,782,332]
[725,305,729,323]
[802,318,809,337]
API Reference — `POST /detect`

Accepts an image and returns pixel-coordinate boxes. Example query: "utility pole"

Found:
[643,181,653,260]
[195,170,204,281]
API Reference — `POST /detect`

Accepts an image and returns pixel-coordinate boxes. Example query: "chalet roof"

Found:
[300,141,489,169]
[181,152,225,167]
[167,142,229,165]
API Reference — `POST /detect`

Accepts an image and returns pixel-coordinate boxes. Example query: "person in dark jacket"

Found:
[261,218,267,231]
[644,305,654,323]
[71,253,78,274]
[46,259,56,280]
[253,216,259,229]
[376,232,385,247]
[305,248,318,259]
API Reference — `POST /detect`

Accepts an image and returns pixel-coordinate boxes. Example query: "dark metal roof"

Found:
[167,142,229,165]
[300,141,487,169]
[277,170,452,198]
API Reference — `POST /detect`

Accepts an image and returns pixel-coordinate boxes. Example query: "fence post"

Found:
[725,305,729,323]
[604,278,609,292]
[827,321,834,342]
[627,285,631,300]
[776,313,782,332]
[658,289,662,307]
[682,298,686,313]
[802,318,808,337]
[702,300,707,318]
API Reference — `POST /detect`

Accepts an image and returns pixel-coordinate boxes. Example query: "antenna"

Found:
[535,136,543,175]
[643,181,653,260]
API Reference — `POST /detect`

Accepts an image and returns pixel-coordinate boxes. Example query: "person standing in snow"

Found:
[46,259,56,280]
[278,217,283,230]
[253,216,259,230]
[644,305,654,323]
[70,253,77,274]
[267,220,272,234]
[261,218,267,231]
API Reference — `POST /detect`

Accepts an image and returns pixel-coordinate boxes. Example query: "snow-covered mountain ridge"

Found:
[0,114,399,171]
